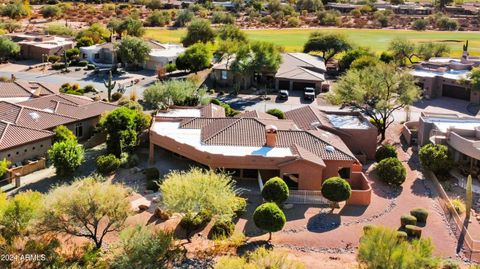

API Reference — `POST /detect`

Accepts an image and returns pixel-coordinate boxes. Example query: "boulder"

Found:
[154,207,170,220]
[138,204,149,211]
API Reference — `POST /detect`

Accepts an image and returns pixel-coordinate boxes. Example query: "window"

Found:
[16,152,19,155]
[24,149,27,152]
[221,70,228,80]
[40,144,43,148]
[75,123,84,138]
[7,154,11,157]
[32,147,35,150]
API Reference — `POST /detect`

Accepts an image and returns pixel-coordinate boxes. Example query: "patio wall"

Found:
[346,171,372,206]
[402,121,419,145]
[8,158,46,178]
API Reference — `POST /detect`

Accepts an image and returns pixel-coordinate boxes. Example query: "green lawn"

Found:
[145,27,480,56]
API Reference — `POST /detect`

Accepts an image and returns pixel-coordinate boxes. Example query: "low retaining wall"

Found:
[346,172,372,206]
[426,170,480,261]
[8,158,46,178]
[402,121,419,145]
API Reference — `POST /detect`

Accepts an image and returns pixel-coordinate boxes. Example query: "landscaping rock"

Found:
[154,207,170,220]
[138,204,149,211]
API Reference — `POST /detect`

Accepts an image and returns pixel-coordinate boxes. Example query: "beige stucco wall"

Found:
[0,138,52,164]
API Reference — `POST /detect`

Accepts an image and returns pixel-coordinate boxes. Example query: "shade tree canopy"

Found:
[181,19,216,47]
[328,63,420,140]
[303,32,351,63]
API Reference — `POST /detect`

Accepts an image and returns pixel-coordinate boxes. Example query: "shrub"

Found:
[375,157,406,186]
[48,55,61,63]
[442,259,460,269]
[437,17,458,31]
[53,125,76,143]
[0,158,11,179]
[451,198,465,214]
[262,177,289,204]
[165,63,177,73]
[317,10,340,26]
[41,5,61,18]
[405,225,422,238]
[180,210,212,238]
[375,144,397,162]
[380,51,394,63]
[413,19,428,31]
[96,154,121,175]
[410,208,428,223]
[48,140,85,176]
[76,60,88,67]
[266,108,285,119]
[419,144,452,174]
[146,180,159,191]
[145,167,160,181]
[321,177,352,210]
[209,219,235,239]
[111,92,123,101]
[287,17,300,27]
[363,224,377,234]
[52,62,66,70]
[253,202,286,240]
[234,196,247,217]
[400,214,417,227]
[83,84,95,93]
[396,231,408,240]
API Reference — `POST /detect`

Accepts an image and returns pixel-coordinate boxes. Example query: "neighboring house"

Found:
[284,106,377,161]
[211,52,326,92]
[0,94,117,164]
[0,80,58,103]
[79,40,185,71]
[404,112,480,170]
[80,43,116,68]
[144,41,185,71]
[412,43,480,103]
[7,33,75,61]
[149,104,364,191]
[274,53,326,92]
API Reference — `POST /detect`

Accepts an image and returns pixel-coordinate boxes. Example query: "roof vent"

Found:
[29,112,40,121]
[325,145,335,152]
[310,121,321,128]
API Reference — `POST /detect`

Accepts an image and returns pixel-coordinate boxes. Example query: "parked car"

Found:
[304,87,316,101]
[278,90,289,100]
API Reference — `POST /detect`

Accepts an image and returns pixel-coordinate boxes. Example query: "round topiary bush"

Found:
[253,202,286,240]
[266,108,285,119]
[375,144,397,162]
[321,177,352,210]
[410,208,428,223]
[405,225,422,238]
[400,214,417,227]
[261,177,289,204]
[209,219,235,239]
[418,143,452,174]
[375,157,406,186]
[396,231,408,241]
[95,154,121,175]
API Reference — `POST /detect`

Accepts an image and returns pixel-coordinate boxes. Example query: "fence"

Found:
[426,170,480,261]
[287,190,330,205]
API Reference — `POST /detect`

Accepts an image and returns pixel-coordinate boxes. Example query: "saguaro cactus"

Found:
[104,70,116,102]
[63,50,69,73]
[466,174,473,219]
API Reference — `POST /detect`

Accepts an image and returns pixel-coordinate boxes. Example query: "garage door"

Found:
[442,85,470,101]
[278,80,289,90]
[292,82,315,91]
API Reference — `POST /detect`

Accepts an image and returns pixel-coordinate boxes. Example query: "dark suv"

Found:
[278,90,289,100]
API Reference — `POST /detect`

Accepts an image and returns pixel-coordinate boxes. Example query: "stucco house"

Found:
[8,33,75,61]
[79,40,185,70]
[0,94,117,164]
[211,52,326,92]
[412,42,480,103]
[149,104,368,191]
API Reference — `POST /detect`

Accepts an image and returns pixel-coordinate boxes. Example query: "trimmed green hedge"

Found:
[410,208,428,223]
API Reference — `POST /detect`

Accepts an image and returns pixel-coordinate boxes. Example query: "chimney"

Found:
[265,125,278,147]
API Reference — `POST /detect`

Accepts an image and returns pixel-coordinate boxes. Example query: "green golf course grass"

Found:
[144,27,480,56]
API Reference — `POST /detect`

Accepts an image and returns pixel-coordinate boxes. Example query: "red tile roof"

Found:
[179,117,356,161]
[235,110,278,120]
[0,121,53,150]
[0,81,58,98]
[200,103,225,117]
[284,105,332,130]
[0,101,77,130]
